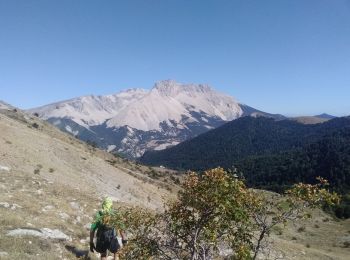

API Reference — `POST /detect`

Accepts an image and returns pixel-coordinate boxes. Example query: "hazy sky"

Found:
[1,0,349,116]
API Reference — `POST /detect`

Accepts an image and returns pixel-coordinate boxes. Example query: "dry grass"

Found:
[0,109,176,259]
[0,168,99,259]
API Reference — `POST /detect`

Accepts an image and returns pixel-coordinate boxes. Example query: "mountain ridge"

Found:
[140,116,350,171]
[28,80,282,158]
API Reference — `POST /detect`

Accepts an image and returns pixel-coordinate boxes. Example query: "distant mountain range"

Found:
[140,116,348,169]
[28,80,284,158]
[315,113,337,119]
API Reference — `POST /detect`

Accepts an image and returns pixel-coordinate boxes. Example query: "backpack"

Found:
[96,211,116,244]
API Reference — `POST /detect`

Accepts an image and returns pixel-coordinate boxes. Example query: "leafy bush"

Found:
[113,168,339,260]
[331,193,350,219]
[297,226,306,233]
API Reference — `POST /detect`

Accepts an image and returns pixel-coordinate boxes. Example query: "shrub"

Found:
[34,164,43,174]
[297,226,306,233]
[115,168,339,260]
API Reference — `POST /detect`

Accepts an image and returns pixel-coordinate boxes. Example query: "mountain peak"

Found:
[315,113,337,119]
[153,80,212,96]
[28,80,246,156]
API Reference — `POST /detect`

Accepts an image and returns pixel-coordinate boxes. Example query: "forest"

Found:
[141,117,350,218]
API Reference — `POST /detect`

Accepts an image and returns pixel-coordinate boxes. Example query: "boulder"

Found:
[0,202,10,208]
[7,228,71,241]
[0,165,10,172]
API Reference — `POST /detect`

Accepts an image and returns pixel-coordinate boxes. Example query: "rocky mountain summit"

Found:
[29,80,281,158]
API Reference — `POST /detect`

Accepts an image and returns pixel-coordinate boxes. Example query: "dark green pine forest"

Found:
[140,116,350,218]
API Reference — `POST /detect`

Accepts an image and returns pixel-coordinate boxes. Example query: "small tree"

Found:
[250,177,339,259]
[116,168,339,260]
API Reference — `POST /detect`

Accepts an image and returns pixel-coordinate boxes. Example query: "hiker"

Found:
[90,197,127,260]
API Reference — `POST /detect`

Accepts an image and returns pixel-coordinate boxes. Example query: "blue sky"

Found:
[0,0,349,116]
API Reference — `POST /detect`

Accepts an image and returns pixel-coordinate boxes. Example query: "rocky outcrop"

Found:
[7,228,71,241]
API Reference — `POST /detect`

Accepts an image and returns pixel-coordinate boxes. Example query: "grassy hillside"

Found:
[291,116,330,125]
[0,108,176,259]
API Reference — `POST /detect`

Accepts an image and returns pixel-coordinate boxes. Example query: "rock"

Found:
[32,180,41,186]
[42,205,54,212]
[41,228,71,241]
[58,212,70,220]
[338,235,350,247]
[69,201,80,210]
[7,228,71,241]
[72,215,81,225]
[11,203,22,210]
[0,165,10,172]
[0,202,10,208]
[7,228,43,237]
[0,252,9,257]
[84,223,91,230]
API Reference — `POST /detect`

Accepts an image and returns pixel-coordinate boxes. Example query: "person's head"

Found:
[101,197,113,212]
